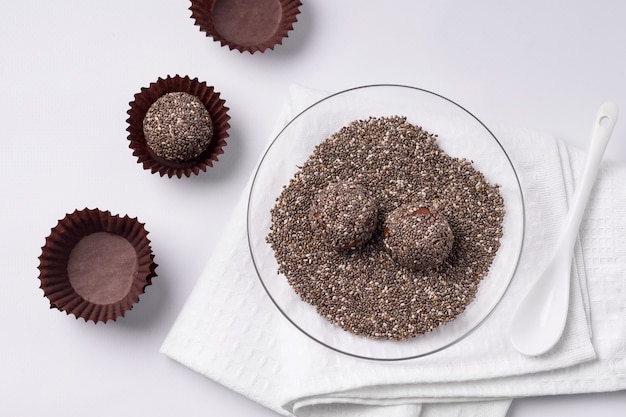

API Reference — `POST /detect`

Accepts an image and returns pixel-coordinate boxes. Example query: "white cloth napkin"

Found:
[161,85,626,417]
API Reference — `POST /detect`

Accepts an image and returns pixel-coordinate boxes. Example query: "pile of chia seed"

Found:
[267,116,504,340]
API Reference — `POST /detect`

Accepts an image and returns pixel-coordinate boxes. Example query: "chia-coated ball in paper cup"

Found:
[37,208,158,323]
[189,0,302,54]
[126,74,230,178]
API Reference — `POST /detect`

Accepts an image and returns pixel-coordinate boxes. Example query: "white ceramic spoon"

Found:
[510,101,618,356]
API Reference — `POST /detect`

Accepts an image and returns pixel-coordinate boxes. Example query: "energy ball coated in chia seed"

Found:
[383,202,454,271]
[309,181,378,251]
[143,92,213,162]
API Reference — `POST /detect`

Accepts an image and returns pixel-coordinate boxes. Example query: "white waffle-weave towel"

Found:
[161,85,626,416]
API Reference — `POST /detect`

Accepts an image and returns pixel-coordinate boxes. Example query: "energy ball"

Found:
[383,202,454,271]
[143,92,213,162]
[309,181,378,251]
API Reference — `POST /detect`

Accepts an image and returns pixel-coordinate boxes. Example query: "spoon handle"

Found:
[556,102,618,255]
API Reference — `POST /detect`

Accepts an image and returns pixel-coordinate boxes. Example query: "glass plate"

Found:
[247,85,524,360]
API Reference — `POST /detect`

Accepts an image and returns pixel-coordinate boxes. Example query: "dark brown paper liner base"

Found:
[126,74,230,178]
[189,0,302,54]
[38,208,158,323]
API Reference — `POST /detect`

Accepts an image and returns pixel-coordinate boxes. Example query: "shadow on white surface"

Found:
[508,391,626,417]
[117,270,170,330]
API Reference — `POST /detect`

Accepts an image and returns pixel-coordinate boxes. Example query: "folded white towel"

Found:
[161,85,626,416]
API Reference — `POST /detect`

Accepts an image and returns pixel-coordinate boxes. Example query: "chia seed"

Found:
[267,116,505,340]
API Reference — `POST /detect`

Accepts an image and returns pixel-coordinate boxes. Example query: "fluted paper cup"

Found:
[38,208,157,323]
[126,74,230,178]
[189,0,302,53]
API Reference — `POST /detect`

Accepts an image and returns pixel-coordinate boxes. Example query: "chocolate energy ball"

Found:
[383,202,454,271]
[309,181,378,251]
[143,92,213,162]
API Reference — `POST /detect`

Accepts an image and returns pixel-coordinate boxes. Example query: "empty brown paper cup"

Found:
[189,0,302,53]
[38,208,157,323]
[126,74,230,178]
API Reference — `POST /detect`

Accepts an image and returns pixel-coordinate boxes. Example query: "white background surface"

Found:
[1,1,625,415]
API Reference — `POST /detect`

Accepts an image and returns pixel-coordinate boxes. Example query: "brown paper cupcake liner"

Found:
[126,74,230,178]
[38,208,158,323]
[189,0,302,54]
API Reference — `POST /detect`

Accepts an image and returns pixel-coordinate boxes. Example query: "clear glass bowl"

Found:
[247,85,524,360]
